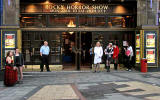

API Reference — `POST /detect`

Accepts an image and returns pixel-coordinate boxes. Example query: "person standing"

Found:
[40,41,50,72]
[14,48,24,83]
[89,45,94,68]
[125,42,133,71]
[113,44,119,70]
[104,43,113,72]
[93,42,103,73]
[4,51,18,86]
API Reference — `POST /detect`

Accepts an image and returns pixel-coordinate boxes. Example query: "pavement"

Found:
[0,70,160,100]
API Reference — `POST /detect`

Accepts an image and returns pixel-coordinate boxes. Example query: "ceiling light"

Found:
[121,0,124,2]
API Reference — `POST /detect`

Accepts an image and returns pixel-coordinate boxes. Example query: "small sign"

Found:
[5,34,15,48]
[123,41,127,46]
[146,49,155,63]
[146,33,155,48]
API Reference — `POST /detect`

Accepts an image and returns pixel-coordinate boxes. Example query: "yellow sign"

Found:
[146,34,155,48]
[5,34,15,48]
[136,50,140,63]
[146,49,155,63]
[136,34,140,48]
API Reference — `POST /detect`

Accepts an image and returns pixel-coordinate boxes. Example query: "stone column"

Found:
[0,0,20,69]
[3,0,19,26]
[137,0,159,26]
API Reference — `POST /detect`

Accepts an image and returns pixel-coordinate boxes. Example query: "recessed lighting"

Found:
[121,0,124,2]
[62,0,65,1]
[92,0,95,1]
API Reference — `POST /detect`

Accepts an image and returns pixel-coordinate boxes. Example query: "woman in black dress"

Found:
[14,48,24,83]
[104,43,113,72]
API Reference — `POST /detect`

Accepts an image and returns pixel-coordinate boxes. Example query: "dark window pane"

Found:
[79,16,106,27]
[20,15,46,27]
[48,15,76,27]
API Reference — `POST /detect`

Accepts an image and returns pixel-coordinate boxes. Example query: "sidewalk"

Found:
[0,71,160,100]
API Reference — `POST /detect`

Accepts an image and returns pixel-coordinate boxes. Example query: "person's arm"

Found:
[40,46,43,56]
[21,54,25,66]
[48,46,50,55]
[13,56,16,66]
[100,47,103,57]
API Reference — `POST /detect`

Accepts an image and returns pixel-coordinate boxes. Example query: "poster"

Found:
[146,49,155,63]
[123,41,127,46]
[136,34,140,48]
[136,49,140,63]
[146,34,155,48]
[5,34,15,48]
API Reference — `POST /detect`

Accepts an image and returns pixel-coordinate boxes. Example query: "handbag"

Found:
[125,50,130,56]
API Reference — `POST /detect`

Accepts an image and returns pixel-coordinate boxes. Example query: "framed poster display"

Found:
[146,49,155,63]
[146,33,155,48]
[136,49,140,63]
[5,34,15,48]
[136,34,140,48]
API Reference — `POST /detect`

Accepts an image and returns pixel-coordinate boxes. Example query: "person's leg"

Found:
[128,57,132,71]
[19,67,23,81]
[93,64,97,72]
[17,67,20,81]
[106,60,110,72]
[96,63,100,72]
[40,56,44,72]
[114,59,118,70]
[45,56,50,71]
[126,56,130,71]
[108,60,111,72]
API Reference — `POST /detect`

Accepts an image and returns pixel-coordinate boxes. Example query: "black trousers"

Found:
[40,55,50,71]
[126,56,132,70]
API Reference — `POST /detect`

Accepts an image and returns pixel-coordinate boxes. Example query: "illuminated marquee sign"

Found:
[43,4,111,13]
[22,3,131,14]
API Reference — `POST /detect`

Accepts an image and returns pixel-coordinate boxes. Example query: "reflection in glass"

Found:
[48,15,76,27]
[79,16,106,27]
[20,15,46,27]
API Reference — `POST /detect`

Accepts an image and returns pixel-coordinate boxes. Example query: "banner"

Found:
[136,49,140,63]
[5,34,15,48]
[146,49,155,63]
[136,34,140,48]
[146,34,155,48]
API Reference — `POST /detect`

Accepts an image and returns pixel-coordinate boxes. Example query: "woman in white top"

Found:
[93,42,103,73]
[125,42,134,71]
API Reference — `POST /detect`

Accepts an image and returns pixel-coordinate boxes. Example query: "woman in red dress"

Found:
[113,44,119,70]
[4,51,18,86]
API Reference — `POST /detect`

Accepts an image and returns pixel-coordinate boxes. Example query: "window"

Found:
[48,15,76,27]
[20,15,46,28]
[79,16,106,27]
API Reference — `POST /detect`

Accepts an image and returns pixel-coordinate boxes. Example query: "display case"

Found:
[135,32,141,64]
[144,31,158,66]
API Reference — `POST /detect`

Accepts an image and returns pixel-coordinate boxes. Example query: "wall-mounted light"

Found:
[44,0,51,4]
[67,20,76,27]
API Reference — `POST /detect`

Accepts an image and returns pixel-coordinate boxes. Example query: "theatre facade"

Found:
[0,0,159,71]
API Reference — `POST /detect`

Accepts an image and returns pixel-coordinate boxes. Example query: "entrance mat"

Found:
[27,84,86,100]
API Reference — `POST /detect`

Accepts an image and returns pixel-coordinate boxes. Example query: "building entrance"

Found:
[22,31,135,71]
[62,32,92,70]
